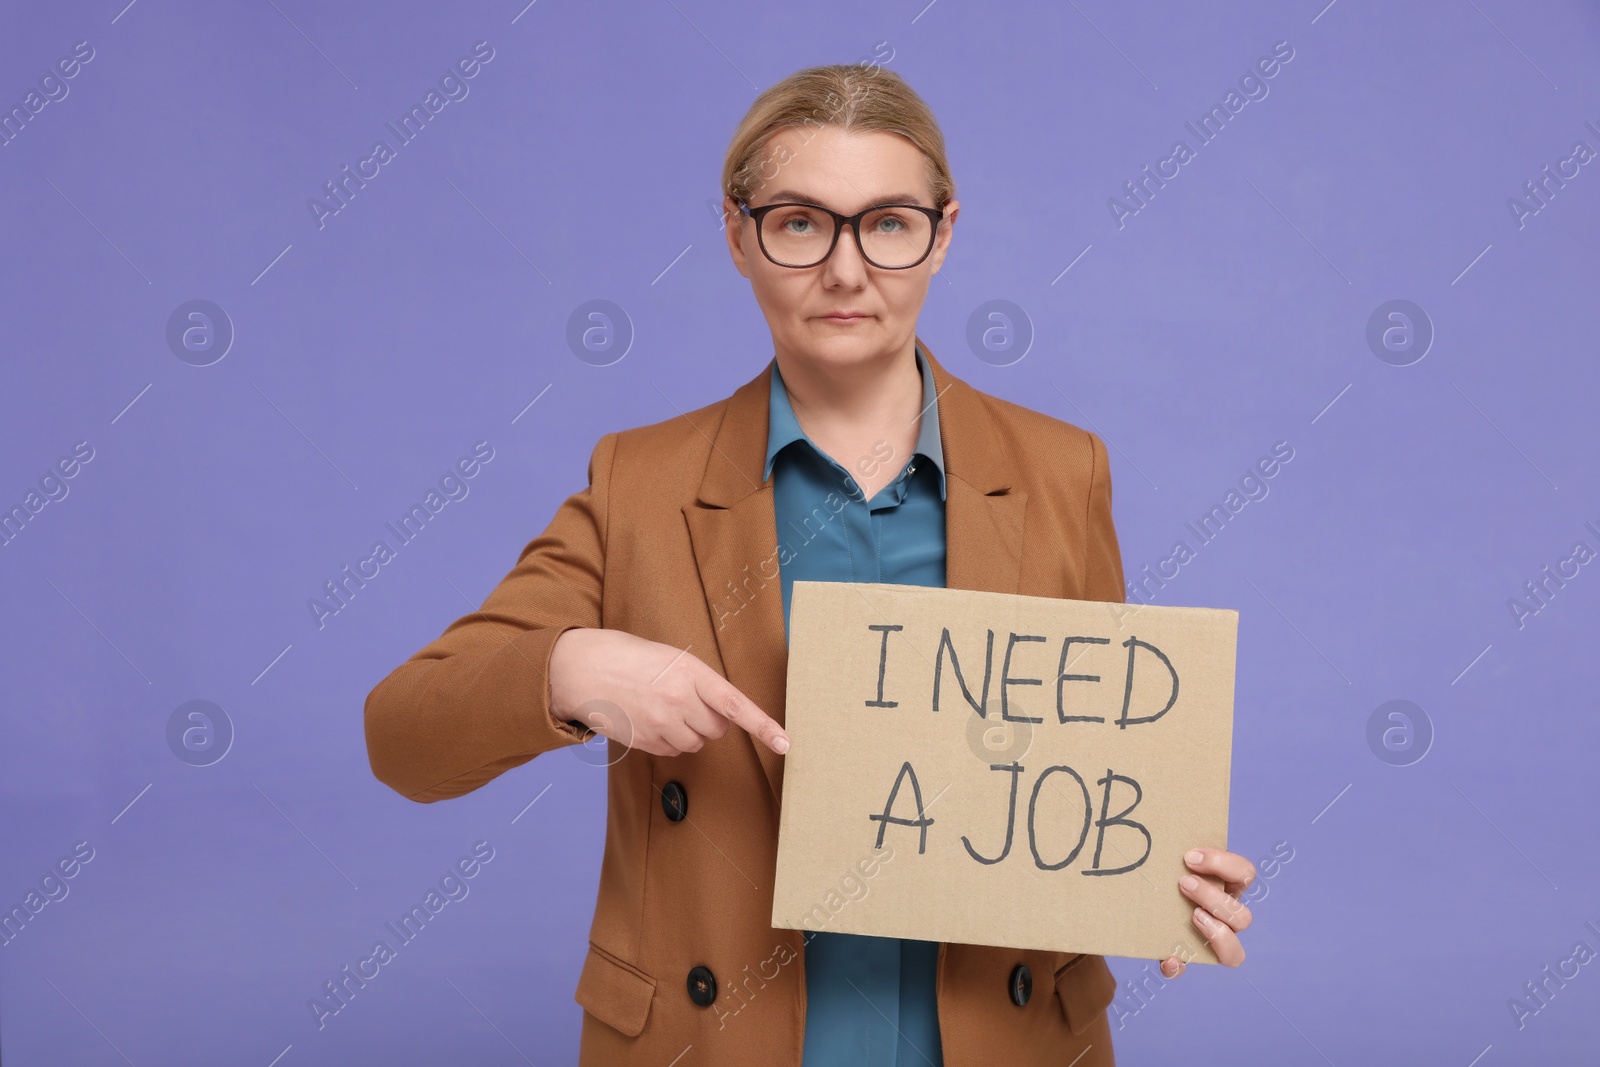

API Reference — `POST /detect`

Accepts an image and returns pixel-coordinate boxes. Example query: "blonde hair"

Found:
[721,61,955,217]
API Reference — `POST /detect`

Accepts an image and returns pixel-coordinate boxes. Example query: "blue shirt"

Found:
[765,342,948,1066]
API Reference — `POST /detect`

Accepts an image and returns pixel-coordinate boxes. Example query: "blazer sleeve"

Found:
[1081,430,1127,605]
[364,431,619,803]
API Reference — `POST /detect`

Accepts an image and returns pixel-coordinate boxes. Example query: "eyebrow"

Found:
[762,189,929,209]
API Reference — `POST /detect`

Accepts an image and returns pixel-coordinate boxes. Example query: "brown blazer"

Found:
[365,338,1128,1065]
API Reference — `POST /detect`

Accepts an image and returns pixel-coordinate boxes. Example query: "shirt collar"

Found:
[763,340,947,501]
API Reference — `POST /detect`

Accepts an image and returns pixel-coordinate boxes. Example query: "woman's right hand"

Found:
[549,627,790,758]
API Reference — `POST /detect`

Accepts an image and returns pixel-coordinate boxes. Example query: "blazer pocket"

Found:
[574,942,657,1038]
[1053,953,1117,1036]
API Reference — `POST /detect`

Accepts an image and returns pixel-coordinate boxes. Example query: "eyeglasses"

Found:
[738,199,946,270]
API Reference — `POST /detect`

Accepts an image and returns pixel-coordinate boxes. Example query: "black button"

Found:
[1008,963,1032,1007]
[687,965,717,1007]
[661,781,688,822]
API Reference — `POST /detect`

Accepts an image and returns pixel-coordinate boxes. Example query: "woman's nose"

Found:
[822,224,870,280]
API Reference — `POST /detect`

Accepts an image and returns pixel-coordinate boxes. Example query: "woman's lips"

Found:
[820,314,870,324]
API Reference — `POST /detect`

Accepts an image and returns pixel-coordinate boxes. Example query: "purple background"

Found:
[3,1,1597,1064]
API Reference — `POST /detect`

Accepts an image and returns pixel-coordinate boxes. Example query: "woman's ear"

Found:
[724,196,752,278]
[928,197,959,274]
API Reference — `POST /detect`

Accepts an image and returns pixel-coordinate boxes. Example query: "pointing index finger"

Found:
[698,670,790,754]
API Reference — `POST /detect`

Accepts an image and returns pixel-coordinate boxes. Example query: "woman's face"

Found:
[725,124,958,374]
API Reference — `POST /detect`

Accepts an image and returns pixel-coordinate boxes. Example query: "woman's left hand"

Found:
[1159,846,1254,977]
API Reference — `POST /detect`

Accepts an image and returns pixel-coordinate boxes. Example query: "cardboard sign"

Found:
[772,581,1238,963]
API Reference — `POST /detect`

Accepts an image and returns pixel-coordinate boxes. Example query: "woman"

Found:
[365,63,1254,1066]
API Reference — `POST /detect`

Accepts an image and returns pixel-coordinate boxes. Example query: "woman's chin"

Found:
[793,324,893,360]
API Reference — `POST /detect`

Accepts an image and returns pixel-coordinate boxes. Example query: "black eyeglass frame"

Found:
[737,200,947,270]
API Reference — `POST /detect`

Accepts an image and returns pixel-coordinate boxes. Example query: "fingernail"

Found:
[1185,849,1205,865]
[774,735,789,754]
[1192,907,1210,926]
[1179,875,1199,891]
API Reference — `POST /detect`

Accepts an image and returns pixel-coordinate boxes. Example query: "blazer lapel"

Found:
[682,364,792,808]
[924,342,1030,599]
[682,339,1027,810]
